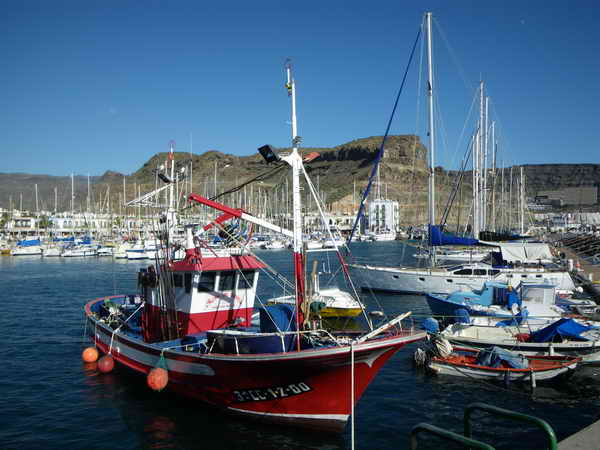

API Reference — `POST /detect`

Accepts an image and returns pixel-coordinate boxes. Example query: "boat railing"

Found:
[410,423,494,450]
[410,402,557,450]
[200,316,415,355]
[464,402,557,450]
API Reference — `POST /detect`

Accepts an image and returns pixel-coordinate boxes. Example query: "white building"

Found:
[368,199,399,233]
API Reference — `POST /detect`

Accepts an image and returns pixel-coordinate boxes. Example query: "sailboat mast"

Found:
[426,12,436,227]
[520,166,525,235]
[71,173,74,216]
[482,96,489,230]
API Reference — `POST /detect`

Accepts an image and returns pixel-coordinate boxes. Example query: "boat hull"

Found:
[428,350,578,381]
[86,296,425,432]
[349,264,575,295]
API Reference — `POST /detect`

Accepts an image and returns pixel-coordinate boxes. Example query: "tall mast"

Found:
[520,166,525,235]
[482,95,489,230]
[71,173,74,216]
[123,175,126,219]
[190,132,193,195]
[490,121,496,231]
[426,12,436,228]
[167,140,177,241]
[87,174,91,213]
[282,60,305,335]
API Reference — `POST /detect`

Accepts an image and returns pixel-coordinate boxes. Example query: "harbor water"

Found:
[1,241,600,449]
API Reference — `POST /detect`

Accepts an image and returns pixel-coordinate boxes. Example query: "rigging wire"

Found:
[347,25,423,244]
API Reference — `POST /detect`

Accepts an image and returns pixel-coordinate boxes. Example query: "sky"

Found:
[2,0,600,176]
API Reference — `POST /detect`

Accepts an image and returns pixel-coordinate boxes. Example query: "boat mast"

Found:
[71,173,74,216]
[283,60,306,335]
[520,165,525,235]
[483,96,489,231]
[167,140,177,243]
[426,12,436,229]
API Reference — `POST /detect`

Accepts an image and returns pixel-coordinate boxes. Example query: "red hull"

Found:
[87,297,424,431]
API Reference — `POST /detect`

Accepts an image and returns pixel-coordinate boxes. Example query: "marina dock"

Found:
[559,419,600,449]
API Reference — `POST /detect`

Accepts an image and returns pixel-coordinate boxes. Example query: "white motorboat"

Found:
[97,246,114,256]
[42,245,63,257]
[62,244,98,257]
[11,238,43,256]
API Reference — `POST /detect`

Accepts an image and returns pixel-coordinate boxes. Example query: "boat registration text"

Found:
[233,382,312,403]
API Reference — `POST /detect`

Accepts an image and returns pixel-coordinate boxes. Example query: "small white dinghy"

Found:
[415,336,580,382]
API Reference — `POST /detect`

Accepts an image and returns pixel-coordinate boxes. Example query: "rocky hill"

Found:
[1,137,599,225]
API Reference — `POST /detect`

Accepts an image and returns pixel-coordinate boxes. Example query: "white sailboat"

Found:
[349,14,575,295]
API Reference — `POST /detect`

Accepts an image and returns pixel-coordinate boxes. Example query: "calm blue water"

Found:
[1,241,599,449]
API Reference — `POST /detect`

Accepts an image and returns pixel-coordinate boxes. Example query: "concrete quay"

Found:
[559,419,600,449]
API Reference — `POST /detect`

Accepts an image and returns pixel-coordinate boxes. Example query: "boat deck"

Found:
[559,246,600,283]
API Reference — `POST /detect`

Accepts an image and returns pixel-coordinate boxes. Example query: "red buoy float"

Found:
[82,347,99,363]
[147,367,169,391]
[97,355,115,373]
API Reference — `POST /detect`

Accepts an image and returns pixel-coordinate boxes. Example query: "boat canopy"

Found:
[53,236,75,242]
[475,346,528,369]
[428,225,479,247]
[478,231,526,241]
[480,242,554,263]
[17,238,41,247]
[529,318,593,343]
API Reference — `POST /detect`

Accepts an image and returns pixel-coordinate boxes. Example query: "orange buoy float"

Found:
[97,355,115,373]
[82,347,99,363]
[147,367,169,391]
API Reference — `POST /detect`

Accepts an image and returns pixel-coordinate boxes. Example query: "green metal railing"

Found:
[464,402,557,450]
[409,402,557,450]
[410,423,495,450]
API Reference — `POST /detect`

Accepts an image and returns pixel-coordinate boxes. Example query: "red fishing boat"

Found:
[83,62,425,432]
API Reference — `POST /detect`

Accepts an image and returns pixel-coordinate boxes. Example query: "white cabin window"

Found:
[237,270,255,289]
[173,274,183,287]
[454,269,472,275]
[198,272,216,292]
[219,271,236,291]
[184,273,192,293]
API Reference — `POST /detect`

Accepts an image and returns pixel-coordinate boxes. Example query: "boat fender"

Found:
[147,367,169,391]
[515,333,530,342]
[82,347,99,363]
[97,355,115,373]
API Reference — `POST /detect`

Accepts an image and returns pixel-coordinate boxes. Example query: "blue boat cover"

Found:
[529,318,593,343]
[53,236,75,242]
[80,236,92,245]
[421,317,440,333]
[455,308,471,324]
[429,225,479,247]
[259,304,297,333]
[475,346,529,369]
[495,307,529,327]
[17,239,41,247]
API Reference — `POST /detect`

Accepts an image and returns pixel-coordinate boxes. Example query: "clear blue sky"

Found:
[2,0,599,176]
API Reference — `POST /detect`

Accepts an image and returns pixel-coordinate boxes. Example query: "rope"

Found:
[108,301,146,354]
[348,25,423,243]
[81,310,88,346]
